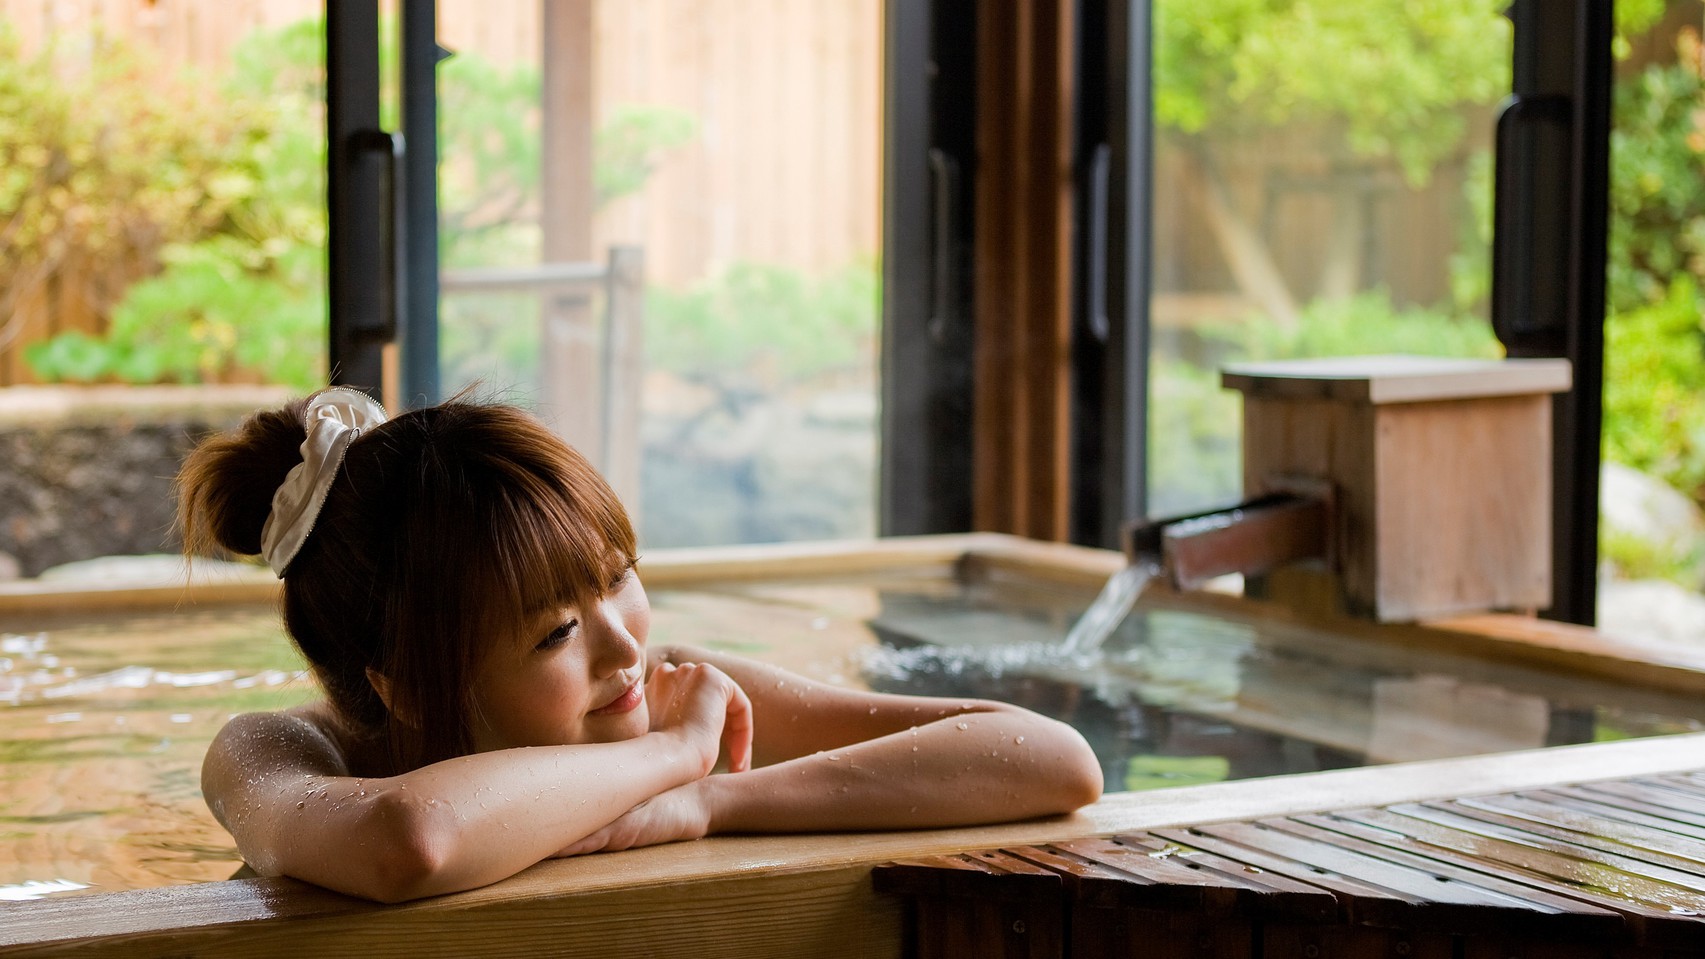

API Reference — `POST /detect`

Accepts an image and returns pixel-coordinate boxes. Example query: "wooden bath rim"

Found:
[3,534,1703,958]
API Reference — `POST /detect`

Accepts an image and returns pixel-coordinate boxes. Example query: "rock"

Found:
[1601,462,1705,555]
[1600,462,1705,587]
[36,554,260,587]
[1598,578,1705,651]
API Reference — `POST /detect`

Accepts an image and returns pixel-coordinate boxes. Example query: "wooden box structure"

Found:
[1222,356,1572,622]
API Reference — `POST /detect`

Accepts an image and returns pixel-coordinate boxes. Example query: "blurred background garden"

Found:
[2,0,1705,640]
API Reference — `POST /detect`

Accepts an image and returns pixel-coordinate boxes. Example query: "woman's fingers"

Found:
[646,659,752,772]
[723,679,754,773]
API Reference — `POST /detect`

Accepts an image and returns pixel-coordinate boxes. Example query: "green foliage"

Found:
[1233,291,1503,361]
[1600,526,1704,586]
[1603,277,1705,501]
[596,106,697,206]
[20,14,699,389]
[1609,32,1705,313]
[1155,0,1511,183]
[646,260,879,386]
[0,24,247,351]
[21,17,326,387]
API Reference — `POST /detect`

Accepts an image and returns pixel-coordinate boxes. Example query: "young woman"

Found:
[181,388,1102,903]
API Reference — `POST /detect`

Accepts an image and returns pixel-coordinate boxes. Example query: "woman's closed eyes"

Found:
[536,619,578,652]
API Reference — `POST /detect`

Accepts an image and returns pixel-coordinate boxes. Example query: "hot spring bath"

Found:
[4,534,1703,905]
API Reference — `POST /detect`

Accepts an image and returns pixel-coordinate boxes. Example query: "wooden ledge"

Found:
[5,734,1705,958]
[0,533,1118,614]
[6,534,1705,695]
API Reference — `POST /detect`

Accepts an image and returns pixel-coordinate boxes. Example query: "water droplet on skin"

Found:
[1015,736,1025,745]
[869,707,877,715]
[296,801,306,810]
[955,722,969,731]
[827,754,840,761]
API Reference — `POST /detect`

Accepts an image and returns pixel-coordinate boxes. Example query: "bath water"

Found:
[5,569,1704,899]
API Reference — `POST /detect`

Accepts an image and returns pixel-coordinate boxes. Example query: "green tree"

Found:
[1154,0,1664,328]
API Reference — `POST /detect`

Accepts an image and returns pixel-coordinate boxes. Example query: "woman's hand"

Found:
[554,779,714,856]
[645,661,753,776]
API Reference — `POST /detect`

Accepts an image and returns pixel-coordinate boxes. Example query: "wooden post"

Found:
[540,0,599,458]
[601,245,645,519]
[971,0,1076,542]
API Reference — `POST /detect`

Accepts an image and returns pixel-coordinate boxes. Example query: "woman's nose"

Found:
[588,599,642,677]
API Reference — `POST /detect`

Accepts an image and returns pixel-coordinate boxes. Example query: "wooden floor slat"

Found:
[1572,780,1705,820]
[877,766,1705,957]
[1334,808,1705,947]
[1440,797,1705,873]
[1648,774,1705,802]
[1277,813,1625,938]
[1391,803,1705,895]
[1526,787,1705,842]
[1457,793,1705,865]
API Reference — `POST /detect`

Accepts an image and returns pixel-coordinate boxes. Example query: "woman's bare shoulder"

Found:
[207,701,361,779]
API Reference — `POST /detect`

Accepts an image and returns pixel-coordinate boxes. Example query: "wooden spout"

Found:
[1126,494,1330,591]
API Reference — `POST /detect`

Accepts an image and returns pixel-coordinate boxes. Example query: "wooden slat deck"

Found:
[875,770,1705,958]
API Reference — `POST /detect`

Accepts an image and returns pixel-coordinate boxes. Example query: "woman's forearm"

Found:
[293,731,702,901]
[700,707,1102,834]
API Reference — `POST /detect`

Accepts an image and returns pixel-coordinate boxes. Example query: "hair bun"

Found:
[177,399,310,558]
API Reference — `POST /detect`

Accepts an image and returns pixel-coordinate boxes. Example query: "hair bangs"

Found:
[457,419,638,645]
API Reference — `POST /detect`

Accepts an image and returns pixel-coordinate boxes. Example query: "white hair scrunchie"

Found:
[259,387,390,577]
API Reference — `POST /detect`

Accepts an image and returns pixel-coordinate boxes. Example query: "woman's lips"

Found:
[590,680,643,716]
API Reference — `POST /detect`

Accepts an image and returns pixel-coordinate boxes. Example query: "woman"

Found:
[181,388,1102,903]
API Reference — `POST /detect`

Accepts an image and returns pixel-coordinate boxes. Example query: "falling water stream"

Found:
[1061,559,1161,656]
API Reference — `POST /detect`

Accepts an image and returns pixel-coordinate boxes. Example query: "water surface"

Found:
[4,570,1701,898]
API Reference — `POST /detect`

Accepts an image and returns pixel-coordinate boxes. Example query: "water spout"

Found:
[1125,492,1330,591]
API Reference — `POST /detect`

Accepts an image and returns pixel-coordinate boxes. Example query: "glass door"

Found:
[429,0,884,549]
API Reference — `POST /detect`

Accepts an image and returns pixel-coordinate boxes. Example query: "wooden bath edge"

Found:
[3,732,1705,958]
[6,533,1704,693]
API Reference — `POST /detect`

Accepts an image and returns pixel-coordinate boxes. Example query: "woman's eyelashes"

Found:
[608,564,633,591]
[535,618,578,652]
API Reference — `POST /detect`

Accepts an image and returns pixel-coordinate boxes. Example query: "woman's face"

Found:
[469,568,652,751]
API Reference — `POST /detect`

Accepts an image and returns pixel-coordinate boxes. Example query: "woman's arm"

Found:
[562,646,1102,853]
[204,662,749,903]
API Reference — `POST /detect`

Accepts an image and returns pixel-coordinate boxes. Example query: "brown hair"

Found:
[178,393,637,771]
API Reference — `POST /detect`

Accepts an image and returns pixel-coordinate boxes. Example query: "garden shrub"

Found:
[0,24,251,370]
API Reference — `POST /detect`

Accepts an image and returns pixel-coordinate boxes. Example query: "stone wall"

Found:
[0,386,291,578]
